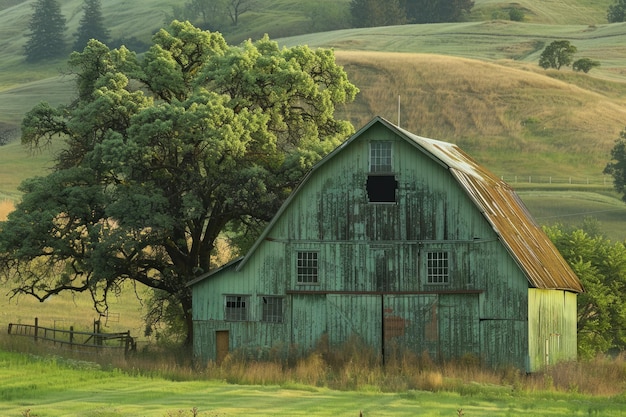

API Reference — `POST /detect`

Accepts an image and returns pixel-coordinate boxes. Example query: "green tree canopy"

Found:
[350,0,406,28]
[350,0,472,27]
[0,21,358,344]
[405,0,474,24]
[545,222,626,357]
[608,0,626,23]
[538,40,577,70]
[604,129,626,201]
[573,58,601,73]
[74,0,110,51]
[24,0,67,62]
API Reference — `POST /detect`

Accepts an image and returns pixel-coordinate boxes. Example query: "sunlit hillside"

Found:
[2,0,626,226]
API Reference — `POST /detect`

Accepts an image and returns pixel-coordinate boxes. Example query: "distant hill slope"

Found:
[1,1,626,206]
[334,51,626,178]
[472,0,613,24]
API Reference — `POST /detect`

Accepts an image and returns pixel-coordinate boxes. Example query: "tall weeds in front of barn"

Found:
[3,333,626,396]
[201,335,626,396]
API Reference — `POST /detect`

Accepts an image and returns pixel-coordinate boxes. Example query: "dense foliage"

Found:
[0,21,358,344]
[350,0,405,28]
[350,0,474,28]
[73,0,110,52]
[538,40,577,70]
[23,0,67,62]
[573,58,601,73]
[607,0,626,23]
[604,129,626,202]
[545,221,626,357]
[404,0,475,24]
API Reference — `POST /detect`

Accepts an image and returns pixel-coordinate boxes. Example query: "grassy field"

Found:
[1,345,626,417]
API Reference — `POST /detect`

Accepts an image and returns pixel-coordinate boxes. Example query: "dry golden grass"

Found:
[0,199,13,220]
[0,278,147,344]
[335,51,626,176]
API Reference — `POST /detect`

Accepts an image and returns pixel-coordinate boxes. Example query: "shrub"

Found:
[509,8,525,21]
[573,58,601,73]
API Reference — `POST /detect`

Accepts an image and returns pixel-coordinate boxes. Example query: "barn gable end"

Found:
[190,116,582,371]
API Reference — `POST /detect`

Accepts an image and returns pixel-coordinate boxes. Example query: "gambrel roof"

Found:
[190,116,583,293]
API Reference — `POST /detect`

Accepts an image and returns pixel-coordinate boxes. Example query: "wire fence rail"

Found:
[499,175,614,187]
[7,317,136,356]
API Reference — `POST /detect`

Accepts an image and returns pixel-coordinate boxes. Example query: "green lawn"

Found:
[1,349,625,417]
[518,189,626,241]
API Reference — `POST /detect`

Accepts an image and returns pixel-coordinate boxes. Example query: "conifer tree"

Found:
[24,0,67,62]
[74,0,110,51]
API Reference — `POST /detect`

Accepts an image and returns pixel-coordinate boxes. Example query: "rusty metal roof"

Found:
[389,119,584,293]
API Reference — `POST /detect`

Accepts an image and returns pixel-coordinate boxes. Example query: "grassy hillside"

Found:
[473,0,614,24]
[2,0,626,239]
[331,50,626,177]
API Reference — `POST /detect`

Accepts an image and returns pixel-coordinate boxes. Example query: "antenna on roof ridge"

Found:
[397,95,401,127]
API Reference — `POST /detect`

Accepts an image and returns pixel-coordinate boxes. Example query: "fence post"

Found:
[34,317,38,342]
[7,323,12,335]
[70,326,74,349]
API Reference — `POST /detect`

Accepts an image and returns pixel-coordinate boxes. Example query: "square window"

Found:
[367,175,397,203]
[370,142,393,172]
[262,296,283,323]
[427,252,449,284]
[297,251,318,284]
[225,295,249,321]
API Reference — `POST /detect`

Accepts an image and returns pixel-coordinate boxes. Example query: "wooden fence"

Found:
[7,317,136,356]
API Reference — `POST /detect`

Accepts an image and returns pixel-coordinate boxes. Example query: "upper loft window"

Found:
[368,141,396,203]
[367,175,397,203]
[369,142,393,172]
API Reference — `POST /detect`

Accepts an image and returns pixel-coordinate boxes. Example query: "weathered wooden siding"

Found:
[273,124,495,244]
[327,294,382,350]
[191,120,568,369]
[291,294,326,351]
[528,289,578,372]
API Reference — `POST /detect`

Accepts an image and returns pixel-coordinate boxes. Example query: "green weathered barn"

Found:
[189,117,583,372]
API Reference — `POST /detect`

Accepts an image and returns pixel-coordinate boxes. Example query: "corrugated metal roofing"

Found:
[191,116,583,293]
[391,120,583,293]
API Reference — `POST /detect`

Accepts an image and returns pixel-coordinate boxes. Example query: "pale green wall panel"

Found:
[528,289,578,372]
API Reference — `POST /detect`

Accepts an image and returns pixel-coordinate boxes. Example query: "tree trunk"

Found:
[181,291,194,347]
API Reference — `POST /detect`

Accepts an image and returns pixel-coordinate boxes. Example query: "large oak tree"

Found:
[0,21,358,344]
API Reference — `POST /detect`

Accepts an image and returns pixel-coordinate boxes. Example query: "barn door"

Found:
[291,294,326,352]
[215,330,229,364]
[383,294,439,361]
[327,294,382,359]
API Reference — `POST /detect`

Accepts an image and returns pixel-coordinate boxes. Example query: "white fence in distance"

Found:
[499,175,613,187]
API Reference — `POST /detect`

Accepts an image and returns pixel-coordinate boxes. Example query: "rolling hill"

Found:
[2,0,626,238]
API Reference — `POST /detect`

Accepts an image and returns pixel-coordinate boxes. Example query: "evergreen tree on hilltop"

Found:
[350,0,406,28]
[74,0,110,51]
[24,0,67,63]
[405,0,474,23]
